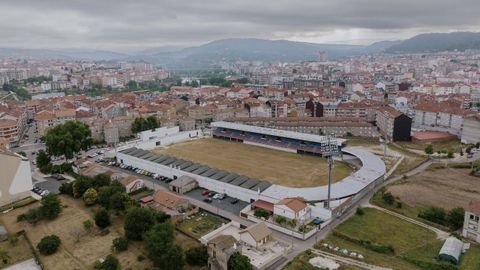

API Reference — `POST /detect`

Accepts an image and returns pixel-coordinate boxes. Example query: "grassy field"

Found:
[177,211,227,238]
[387,167,480,210]
[282,250,362,270]
[0,196,154,270]
[318,208,479,270]
[397,139,464,153]
[155,138,352,187]
[0,233,34,268]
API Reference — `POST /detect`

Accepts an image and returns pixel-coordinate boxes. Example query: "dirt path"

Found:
[311,249,392,270]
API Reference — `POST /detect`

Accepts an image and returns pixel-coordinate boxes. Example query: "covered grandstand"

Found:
[211,121,346,156]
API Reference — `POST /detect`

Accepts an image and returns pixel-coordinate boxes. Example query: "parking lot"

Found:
[185,188,249,215]
[96,159,250,215]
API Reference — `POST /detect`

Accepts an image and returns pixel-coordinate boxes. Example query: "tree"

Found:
[418,207,447,225]
[275,215,287,225]
[254,208,271,219]
[45,120,93,159]
[36,150,51,167]
[100,255,120,270]
[73,175,93,198]
[185,245,208,266]
[37,235,61,255]
[111,237,129,252]
[127,80,138,91]
[83,219,93,233]
[425,144,434,155]
[145,222,183,270]
[59,182,73,196]
[109,192,129,212]
[124,207,155,240]
[40,194,62,220]
[228,252,252,270]
[97,182,127,210]
[447,151,454,159]
[131,116,159,133]
[446,207,465,230]
[83,188,98,206]
[93,174,111,188]
[382,192,395,205]
[95,208,111,229]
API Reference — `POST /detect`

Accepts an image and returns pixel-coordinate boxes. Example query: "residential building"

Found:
[376,107,412,141]
[461,114,480,144]
[462,200,480,243]
[239,222,272,249]
[273,197,310,221]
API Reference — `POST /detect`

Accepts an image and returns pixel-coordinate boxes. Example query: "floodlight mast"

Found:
[325,134,340,209]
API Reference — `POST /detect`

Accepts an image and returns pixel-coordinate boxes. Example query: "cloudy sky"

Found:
[1,0,479,52]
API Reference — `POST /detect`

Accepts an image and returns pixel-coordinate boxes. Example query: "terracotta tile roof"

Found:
[152,190,186,210]
[239,222,271,242]
[35,110,56,121]
[468,200,480,215]
[0,119,16,128]
[377,106,405,118]
[276,197,307,213]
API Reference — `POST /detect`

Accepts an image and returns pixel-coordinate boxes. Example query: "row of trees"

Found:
[131,116,160,133]
[17,194,62,225]
[418,207,465,230]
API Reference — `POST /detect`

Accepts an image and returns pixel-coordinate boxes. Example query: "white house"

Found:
[119,176,144,193]
[462,200,480,243]
[273,197,310,221]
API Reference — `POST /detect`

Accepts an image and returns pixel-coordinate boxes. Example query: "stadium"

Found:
[116,122,386,213]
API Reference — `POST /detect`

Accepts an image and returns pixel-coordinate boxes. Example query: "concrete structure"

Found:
[461,114,480,144]
[0,119,18,146]
[462,200,480,243]
[0,150,33,207]
[169,175,197,194]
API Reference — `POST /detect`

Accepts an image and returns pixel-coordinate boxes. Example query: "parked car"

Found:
[203,198,213,203]
[208,191,216,197]
[201,189,210,196]
[51,174,65,180]
[230,198,239,204]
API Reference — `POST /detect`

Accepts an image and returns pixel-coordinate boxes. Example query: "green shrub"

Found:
[356,207,365,215]
[185,245,208,266]
[275,215,287,224]
[111,237,129,252]
[418,207,447,226]
[382,192,395,205]
[37,235,61,255]
[253,208,271,219]
[333,231,395,254]
[95,209,111,228]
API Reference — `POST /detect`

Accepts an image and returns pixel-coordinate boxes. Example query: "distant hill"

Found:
[132,38,375,70]
[386,32,480,53]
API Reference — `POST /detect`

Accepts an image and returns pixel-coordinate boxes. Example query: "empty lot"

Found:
[387,167,480,210]
[154,138,352,187]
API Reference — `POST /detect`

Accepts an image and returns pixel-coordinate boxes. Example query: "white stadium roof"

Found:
[211,121,346,146]
[259,147,386,202]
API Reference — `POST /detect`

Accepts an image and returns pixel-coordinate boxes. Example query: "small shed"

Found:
[439,237,464,265]
[169,175,197,194]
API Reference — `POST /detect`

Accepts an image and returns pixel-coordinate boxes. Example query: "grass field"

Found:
[317,208,451,270]
[154,138,352,188]
[0,234,34,268]
[282,250,362,270]
[0,196,154,270]
[387,167,480,210]
[177,211,227,239]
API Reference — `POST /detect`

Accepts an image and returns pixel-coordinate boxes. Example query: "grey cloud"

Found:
[0,0,479,51]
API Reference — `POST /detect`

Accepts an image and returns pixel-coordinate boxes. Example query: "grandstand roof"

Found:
[211,121,345,146]
[260,147,386,201]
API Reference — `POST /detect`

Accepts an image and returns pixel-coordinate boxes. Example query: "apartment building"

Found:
[0,119,18,146]
[376,107,412,141]
[462,200,480,243]
[461,114,480,144]
[35,109,76,136]
[336,100,383,122]
[413,100,469,136]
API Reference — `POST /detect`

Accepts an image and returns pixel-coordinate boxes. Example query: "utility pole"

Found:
[325,134,340,210]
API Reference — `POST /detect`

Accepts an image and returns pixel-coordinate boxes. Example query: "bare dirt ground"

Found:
[154,138,352,187]
[0,196,152,270]
[387,168,480,210]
